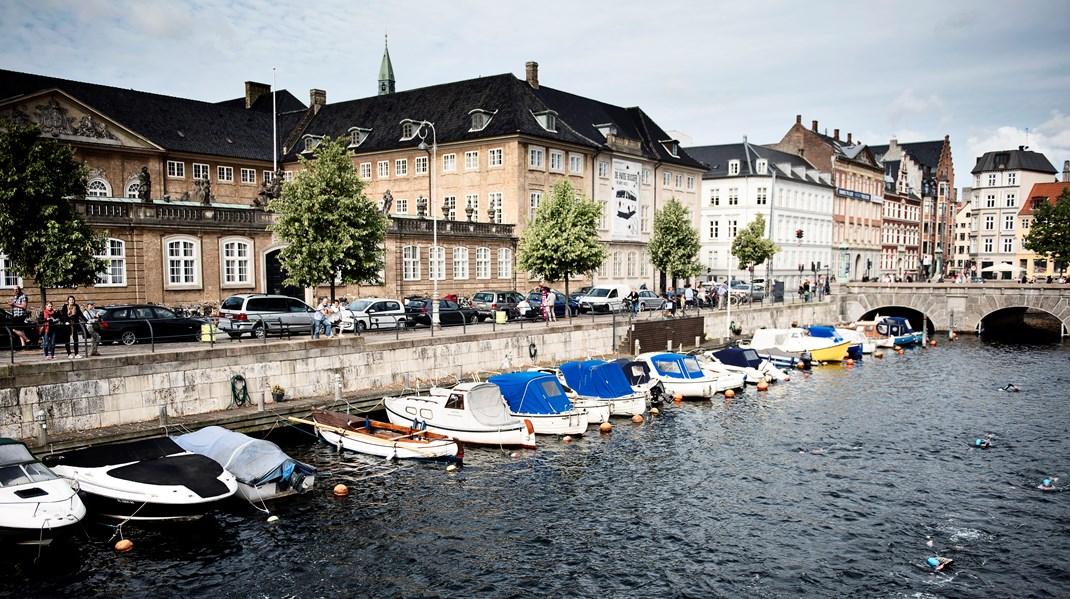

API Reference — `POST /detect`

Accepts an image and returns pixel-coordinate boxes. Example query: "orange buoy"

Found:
[115,539,134,552]
[631,414,644,423]
[650,407,660,416]
[784,376,791,381]
[929,340,937,347]
[803,372,810,379]
[796,362,806,371]
[333,484,349,497]
[725,389,735,398]
[599,422,613,433]
[893,345,901,351]
[846,358,854,367]
[874,351,883,359]
[673,393,683,403]
[756,380,769,391]
[562,435,573,442]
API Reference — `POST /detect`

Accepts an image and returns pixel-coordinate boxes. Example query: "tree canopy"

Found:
[731,213,779,271]
[267,137,387,299]
[1024,185,1070,272]
[0,122,107,304]
[647,197,702,284]
[517,180,607,302]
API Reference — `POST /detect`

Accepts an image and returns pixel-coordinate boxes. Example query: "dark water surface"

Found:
[6,336,1069,598]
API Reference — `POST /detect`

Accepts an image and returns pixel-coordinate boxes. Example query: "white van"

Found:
[578,284,631,314]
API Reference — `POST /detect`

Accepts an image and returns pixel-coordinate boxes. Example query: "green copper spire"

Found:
[378,34,395,95]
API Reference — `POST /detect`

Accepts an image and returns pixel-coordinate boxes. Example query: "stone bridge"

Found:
[839,282,1070,335]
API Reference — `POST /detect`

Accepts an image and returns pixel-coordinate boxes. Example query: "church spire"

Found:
[378,34,395,95]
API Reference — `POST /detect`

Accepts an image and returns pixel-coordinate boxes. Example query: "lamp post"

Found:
[839,242,849,282]
[935,243,944,279]
[401,119,439,326]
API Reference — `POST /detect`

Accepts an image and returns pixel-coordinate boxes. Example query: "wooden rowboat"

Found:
[291,410,462,463]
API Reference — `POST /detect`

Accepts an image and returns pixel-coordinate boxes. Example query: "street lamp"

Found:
[935,243,944,279]
[401,118,439,326]
[839,242,849,282]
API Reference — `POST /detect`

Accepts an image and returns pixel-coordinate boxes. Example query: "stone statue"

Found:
[257,169,284,206]
[137,166,151,202]
[381,190,393,214]
[442,201,451,220]
[416,195,427,217]
[200,178,212,205]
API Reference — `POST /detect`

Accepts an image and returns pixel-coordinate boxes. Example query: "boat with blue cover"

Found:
[489,372,588,435]
[875,316,924,347]
[638,352,745,399]
[698,347,790,383]
[558,359,649,417]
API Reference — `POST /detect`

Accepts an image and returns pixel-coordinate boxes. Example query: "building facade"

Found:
[1017,179,1070,280]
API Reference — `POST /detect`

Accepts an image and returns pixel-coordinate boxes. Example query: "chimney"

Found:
[525,61,539,89]
[310,89,326,115]
[1064,160,1069,182]
[812,120,818,132]
[244,81,270,109]
[796,115,802,125]
[847,132,853,144]
[834,128,840,141]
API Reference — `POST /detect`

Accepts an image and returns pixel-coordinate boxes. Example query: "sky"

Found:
[4,0,1069,190]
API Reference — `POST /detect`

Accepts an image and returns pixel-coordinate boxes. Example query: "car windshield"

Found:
[349,300,372,312]
[586,289,610,297]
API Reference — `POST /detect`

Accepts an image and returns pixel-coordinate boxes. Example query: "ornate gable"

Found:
[0,89,162,151]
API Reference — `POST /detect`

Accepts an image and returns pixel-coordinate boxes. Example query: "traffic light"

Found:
[795,229,803,239]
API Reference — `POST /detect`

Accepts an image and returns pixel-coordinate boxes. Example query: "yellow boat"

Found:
[806,340,852,362]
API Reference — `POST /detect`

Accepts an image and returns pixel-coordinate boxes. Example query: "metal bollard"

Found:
[36,409,47,446]
[258,389,266,411]
[158,404,169,426]
[695,336,701,348]
[335,373,343,401]
[634,340,641,356]
[666,340,673,351]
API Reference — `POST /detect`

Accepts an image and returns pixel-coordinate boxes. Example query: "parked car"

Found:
[525,291,579,318]
[97,305,206,345]
[577,285,630,314]
[340,298,408,332]
[217,294,316,339]
[0,307,40,349]
[405,298,479,327]
[729,282,765,303]
[635,289,662,311]
[471,290,524,322]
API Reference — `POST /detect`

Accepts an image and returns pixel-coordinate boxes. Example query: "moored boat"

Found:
[528,367,612,424]
[638,352,745,399]
[384,382,537,449]
[807,325,865,359]
[489,372,588,435]
[558,360,649,417]
[297,410,462,462]
[174,426,317,502]
[0,438,86,546]
[699,347,790,383]
[42,437,238,522]
[609,358,670,406]
[743,328,852,363]
[850,315,924,348]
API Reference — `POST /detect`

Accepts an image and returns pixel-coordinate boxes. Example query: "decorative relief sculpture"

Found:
[381,190,393,214]
[137,166,151,202]
[416,195,427,218]
[255,169,283,206]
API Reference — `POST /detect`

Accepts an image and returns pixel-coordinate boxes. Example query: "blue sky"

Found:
[4,0,1068,187]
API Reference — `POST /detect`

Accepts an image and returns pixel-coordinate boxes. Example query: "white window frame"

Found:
[167,160,185,178]
[360,163,372,179]
[488,148,503,168]
[529,147,545,170]
[87,179,110,197]
[687,176,695,191]
[488,192,503,224]
[163,236,201,289]
[453,247,469,280]
[442,154,457,172]
[476,247,491,279]
[598,161,609,178]
[549,150,564,173]
[240,168,256,184]
[395,159,408,177]
[378,161,389,178]
[415,156,428,174]
[663,171,671,186]
[125,179,139,199]
[1003,214,1015,230]
[429,246,446,281]
[443,196,457,221]
[217,166,234,183]
[193,163,210,180]
[95,238,126,286]
[466,193,479,221]
[1,253,23,288]
[464,151,479,170]
[568,154,583,175]
[396,198,408,215]
[220,237,254,288]
[529,191,542,221]
[497,248,512,279]
[403,245,421,281]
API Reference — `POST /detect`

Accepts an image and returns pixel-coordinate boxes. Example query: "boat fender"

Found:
[414,420,427,431]
[528,342,538,360]
[523,419,534,435]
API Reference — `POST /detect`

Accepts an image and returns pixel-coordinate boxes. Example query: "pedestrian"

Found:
[61,295,86,358]
[716,281,727,309]
[546,290,558,322]
[312,297,328,339]
[541,286,551,322]
[41,301,57,359]
[683,283,695,312]
[8,284,31,348]
[627,288,639,315]
[82,301,102,356]
[329,299,343,336]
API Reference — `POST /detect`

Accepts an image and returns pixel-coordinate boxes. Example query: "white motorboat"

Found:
[384,382,537,449]
[743,328,852,362]
[297,410,462,462]
[174,426,316,503]
[557,360,649,417]
[489,372,589,435]
[698,347,790,383]
[638,352,745,399]
[0,438,86,546]
[43,437,238,522]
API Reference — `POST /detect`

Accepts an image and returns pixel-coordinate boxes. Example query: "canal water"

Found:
[6,336,1069,598]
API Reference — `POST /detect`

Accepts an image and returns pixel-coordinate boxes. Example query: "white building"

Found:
[686,141,834,294]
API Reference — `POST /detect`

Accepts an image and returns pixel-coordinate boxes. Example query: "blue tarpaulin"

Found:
[560,360,635,399]
[648,353,707,380]
[712,347,763,369]
[488,372,574,415]
[807,326,844,341]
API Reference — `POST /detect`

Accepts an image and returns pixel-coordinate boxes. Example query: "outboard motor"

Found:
[799,351,813,370]
[650,381,668,406]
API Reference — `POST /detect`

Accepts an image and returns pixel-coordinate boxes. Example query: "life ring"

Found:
[528,342,538,360]
[523,419,534,435]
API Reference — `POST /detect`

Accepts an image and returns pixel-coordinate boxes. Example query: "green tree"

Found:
[517,180,607,308]
[731,213,779,276]
[0,122,107,305]
[268,137,387,299]
[1024,186,1070,274]
[647,196,701,286]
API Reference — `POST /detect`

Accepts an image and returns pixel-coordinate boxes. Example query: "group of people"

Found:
[516,285,560,322]
[312,297,348,339]
[9,285,101,359]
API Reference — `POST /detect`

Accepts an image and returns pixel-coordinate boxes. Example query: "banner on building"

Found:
[612,158,641,241]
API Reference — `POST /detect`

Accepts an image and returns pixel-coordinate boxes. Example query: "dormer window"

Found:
[728,159,740,176]
[595,123,617,138]
[660,139,679,157]
[302,135,323,154]
[532,110,558,132]
[348,127,371,148]
[756,159,767,175]
[468,109,497,132]
[399,121,415,141]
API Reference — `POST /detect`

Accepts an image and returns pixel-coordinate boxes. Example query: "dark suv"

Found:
[471,290,524,322]
[217,294,315,339]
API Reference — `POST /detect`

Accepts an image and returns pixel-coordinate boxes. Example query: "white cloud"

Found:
[966,110,1070,177]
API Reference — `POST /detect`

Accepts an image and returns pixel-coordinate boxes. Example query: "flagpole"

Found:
[272,67,278,174]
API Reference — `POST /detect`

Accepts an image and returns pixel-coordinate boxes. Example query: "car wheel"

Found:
[120,330,137,345]
[253,324,266,339]
[468,314,478,324]
[477,315,487,323]
[355,321,366,333]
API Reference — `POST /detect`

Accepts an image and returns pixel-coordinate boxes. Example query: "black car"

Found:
[0,307,40,350]
[98,305,207,345]
[405,298,478,327]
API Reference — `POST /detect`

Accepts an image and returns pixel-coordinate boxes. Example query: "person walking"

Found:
[8,285,31,348]
[82,301,102,356]
[311,297,328,339]
[716,281,727,309]
[546,290,558,322]
[41,301,57,359]
[61,295,86,358]
[329,299,343,337]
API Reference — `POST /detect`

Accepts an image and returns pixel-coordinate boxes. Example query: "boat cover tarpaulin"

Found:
[489,372,574,415]
[807,326,844,341]
[465,383,518,427]
[175,426,316,488]
[649,353,706,380]
[559,360,635,398]
[712,347,763,369]
[611,359,653,386]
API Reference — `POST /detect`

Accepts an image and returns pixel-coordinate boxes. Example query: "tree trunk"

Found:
[563,273,571,321]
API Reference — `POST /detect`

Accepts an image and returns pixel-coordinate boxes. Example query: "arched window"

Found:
[95,238,126,286]
[87,179,110,197]
[221,238,253,287]
[163,236,201,288]
[125,178,140,199]
[453,247,469,280]
[612,251,622,277]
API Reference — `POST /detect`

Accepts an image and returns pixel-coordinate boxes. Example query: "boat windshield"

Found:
[0,462,58,487]
[652,359,682,375]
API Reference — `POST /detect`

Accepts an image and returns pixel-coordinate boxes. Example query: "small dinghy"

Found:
[43,437,238,522]
[295,410,462,462]
[0,438,86,546]
[174,426,316,503]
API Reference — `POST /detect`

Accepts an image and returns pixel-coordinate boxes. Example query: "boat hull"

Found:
[606,393,648,417]
[384,396,536,449]
[513,410,588,435]
[572,397,611,424]
[235,475,317,503]
[0,481,86,546]
[806,340,852,362]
